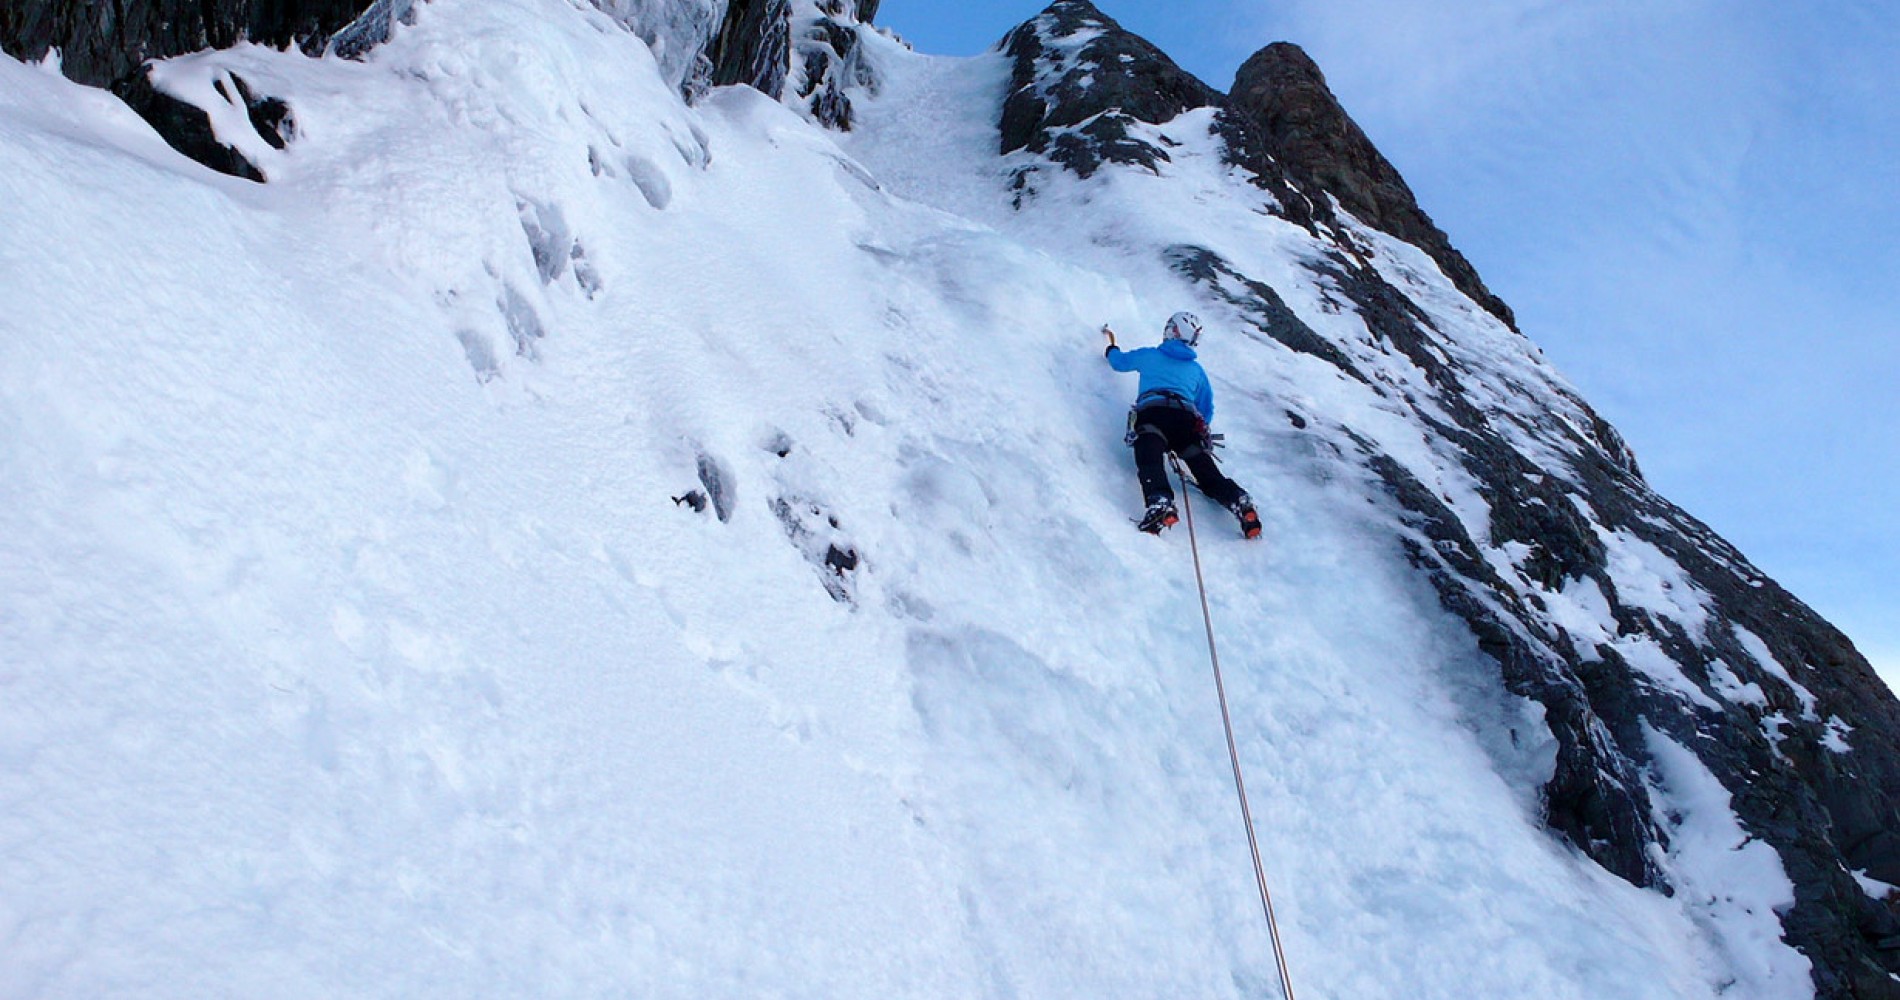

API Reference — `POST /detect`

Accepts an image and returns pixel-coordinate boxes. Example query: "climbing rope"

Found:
[1172,458,1298,1000]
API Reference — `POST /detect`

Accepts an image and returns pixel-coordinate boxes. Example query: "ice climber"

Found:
[1103,312,1262,538]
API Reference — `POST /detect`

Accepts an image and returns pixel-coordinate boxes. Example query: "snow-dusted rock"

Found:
[997,0,1217,182]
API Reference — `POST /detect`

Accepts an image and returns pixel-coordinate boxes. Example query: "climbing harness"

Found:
[1172,457,1298,1000]
[1124,400,1224,454]
[1125,394,1191,446]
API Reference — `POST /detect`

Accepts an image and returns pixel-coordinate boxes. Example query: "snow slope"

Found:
[0,1,1812,996]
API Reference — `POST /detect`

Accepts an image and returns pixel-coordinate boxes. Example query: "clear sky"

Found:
[878,0,1900,694]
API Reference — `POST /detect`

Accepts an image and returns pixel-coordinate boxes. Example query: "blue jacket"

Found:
[1106,340,1214,422]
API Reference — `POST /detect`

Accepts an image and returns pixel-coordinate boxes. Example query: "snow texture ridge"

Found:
[3,0,1898,997]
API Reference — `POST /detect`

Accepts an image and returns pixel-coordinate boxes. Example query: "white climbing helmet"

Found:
[1163,311,1203,346]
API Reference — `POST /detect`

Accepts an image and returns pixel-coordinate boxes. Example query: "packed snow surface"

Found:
[0,1,1811,996]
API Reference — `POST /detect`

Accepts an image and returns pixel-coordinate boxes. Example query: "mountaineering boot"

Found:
[1138,498,1179,534]
[1234,500,1262,540]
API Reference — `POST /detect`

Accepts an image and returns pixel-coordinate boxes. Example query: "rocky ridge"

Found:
[1228,41,1516,329]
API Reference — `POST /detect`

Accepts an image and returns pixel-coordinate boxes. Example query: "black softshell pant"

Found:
[1131,404,1248,511]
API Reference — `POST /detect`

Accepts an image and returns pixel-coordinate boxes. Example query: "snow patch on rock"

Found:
[1644,726,1812,999]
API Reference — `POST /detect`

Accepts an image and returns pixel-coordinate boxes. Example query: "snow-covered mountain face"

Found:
[4,0,1898,997]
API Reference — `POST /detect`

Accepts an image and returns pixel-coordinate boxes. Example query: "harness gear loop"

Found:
[1126,410,1169,446]
[1170,456,1298,1000]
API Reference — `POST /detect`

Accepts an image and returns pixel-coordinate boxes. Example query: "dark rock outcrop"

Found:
[1227,43,1516,330]
[328,0,415,61]
[793,10,871,130]
[0,0,396,180]
[997,0,1219,181]
[706,0,791,97]
[702,0,880,127]
[109,71,266,182]
[0,0,371,89]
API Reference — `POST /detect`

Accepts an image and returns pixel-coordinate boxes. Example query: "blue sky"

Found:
[879,0,1900,692]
